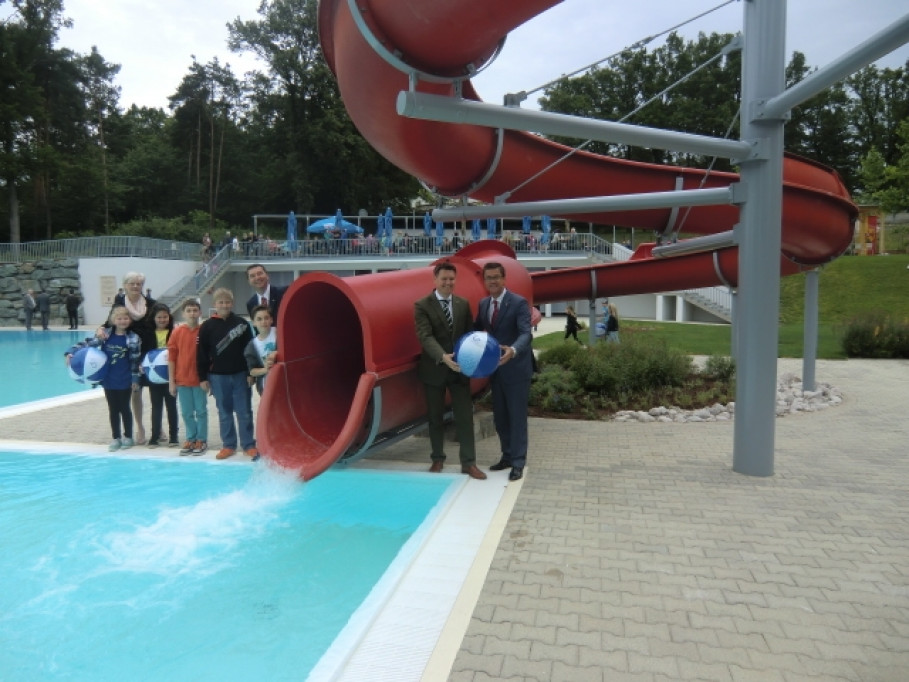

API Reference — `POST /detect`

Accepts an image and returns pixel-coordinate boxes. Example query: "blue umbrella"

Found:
[471,219,481,241]
[286,211,297,250]
[541,214,551,245]
[376,213,385,237]
[435,220,444,247]
[423,211,432,236]
[306,217,363,234]
[384,207,393,239]
[486,217,496,239]
[522,216,531,234]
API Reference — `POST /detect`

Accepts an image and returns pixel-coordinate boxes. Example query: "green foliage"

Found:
[529,366,578,413]
[839,313,909,358]
[702,355,736,381]
[537,341,584,369]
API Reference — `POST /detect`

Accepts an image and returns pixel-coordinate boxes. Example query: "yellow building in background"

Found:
[855,205,884,255]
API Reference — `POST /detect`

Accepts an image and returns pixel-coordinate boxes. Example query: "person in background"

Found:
[168,299,208,455]
[414,262,486,479]
[245,304,277,397]
[474,262,533,482]
[65,288,82,330]
[564,305,581,343]
[145,303,179,448]
[65,306,141,451]
[36,290,50,330]
[605,302,620,343]
[198,288,257,461]
[245,263,287,324]
[23,289,36,330]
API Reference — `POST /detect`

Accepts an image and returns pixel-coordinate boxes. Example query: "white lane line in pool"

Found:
[308,465,521,682]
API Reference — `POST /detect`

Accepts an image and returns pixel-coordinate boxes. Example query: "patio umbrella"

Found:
[486,217,496,239]
[541,214,551,245]
[423,211,432,236]
[522,216,531,234]
[376,213,385,237]
[286,211,297,250]
[384,207,393,239]
[306,217,363,234]
[471,219,481,241]
[435,220,444,247]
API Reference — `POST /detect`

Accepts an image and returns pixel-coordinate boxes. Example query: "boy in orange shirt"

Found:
[168,299,208,454]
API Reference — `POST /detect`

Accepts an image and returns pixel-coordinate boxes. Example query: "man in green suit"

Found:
[414,262,487,479]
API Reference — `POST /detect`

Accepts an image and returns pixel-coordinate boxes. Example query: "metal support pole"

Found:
[587,300,597,346]
[732,0,787,477]
[802,269,819,391]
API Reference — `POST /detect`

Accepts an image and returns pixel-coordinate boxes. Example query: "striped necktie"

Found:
[441,298,453,330]
[261,296,268,307]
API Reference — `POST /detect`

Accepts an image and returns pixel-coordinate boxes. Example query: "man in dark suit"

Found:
[246,264,287,324]
[414,262,486,480]
[36,290,51,330]
[475,262,534,481]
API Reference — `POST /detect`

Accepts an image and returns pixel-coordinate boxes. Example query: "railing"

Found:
[0,236,202,263]
[680,286,733,320]
[157,245,233,310]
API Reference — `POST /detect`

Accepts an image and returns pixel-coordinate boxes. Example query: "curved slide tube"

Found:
[259,0,858,478]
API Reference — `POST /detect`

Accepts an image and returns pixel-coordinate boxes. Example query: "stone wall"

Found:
[0,259,82,327]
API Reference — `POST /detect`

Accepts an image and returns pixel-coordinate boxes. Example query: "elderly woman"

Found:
[107,272,157,444]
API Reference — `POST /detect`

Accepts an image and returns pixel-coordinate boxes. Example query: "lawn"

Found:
[535,253,909,359]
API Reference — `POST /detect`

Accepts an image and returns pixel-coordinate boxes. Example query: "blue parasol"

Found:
[306,217,363,234]
[287,211,297,251]
[471,219,481,241]
[435,219,444,247]
[522,216,531,234]
[486,217,496,239]
[541,214,551,245]
[384,207,393,239]
[423,211,432,236]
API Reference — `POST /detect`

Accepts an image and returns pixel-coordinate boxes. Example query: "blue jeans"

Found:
[177,386,208,442]
[208,372,255,450]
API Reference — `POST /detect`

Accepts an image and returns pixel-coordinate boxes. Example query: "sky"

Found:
[3,0,908,111]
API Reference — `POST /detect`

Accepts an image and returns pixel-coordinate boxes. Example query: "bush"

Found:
[529,366,578,413]
[702,354,736,381]
[839,312,909,358]
[538,341,584,368]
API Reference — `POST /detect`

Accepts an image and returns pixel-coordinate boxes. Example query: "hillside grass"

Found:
[535,253,909,359]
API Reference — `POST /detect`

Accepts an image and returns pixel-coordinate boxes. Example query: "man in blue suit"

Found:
[475,262,533,481]
[246,264,287,325]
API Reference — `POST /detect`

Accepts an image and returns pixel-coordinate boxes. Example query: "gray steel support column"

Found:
[588,300,597,345]
[802,269,819,391]
[732,0,787,477]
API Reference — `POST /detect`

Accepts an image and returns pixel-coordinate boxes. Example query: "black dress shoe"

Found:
[508,467,524,481]
[489,460,512,471]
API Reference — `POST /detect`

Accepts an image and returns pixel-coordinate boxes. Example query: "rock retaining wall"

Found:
[0,259,82,327]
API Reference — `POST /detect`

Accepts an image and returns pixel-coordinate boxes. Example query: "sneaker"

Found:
[147,440,159,448]
[179,440,194,454]
[168,440,180,448]
[192,441,207,455]
[120,437,134,449]
[216,448,235,460]
[108,439,121,452]
[244,448,259,458]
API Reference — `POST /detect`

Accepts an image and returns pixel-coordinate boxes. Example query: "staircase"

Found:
[157,245,233,312]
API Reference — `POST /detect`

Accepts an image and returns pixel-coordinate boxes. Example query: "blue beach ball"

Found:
[141,348,170,384]
[69,346,109,384]
[454,331,501,379]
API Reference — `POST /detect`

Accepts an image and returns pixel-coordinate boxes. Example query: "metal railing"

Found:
[680,286,733,320]
[0,236,202,263]
[157,245,233,310]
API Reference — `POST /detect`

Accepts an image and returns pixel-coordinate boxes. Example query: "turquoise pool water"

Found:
[0,450,456,681]
[0,331,95,408]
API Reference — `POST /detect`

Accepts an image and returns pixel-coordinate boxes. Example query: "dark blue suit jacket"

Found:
[247,285,287,323]
[475,289,533,384]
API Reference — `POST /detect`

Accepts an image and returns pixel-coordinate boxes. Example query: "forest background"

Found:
[2,0,908,246]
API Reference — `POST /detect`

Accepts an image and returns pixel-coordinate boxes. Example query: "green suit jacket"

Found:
[414,291,473,387]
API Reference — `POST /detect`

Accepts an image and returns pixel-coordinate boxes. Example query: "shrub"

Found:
[538,341,584,368]
[839,312,909,358]
[702,354,736,381]
[529,366,578,413]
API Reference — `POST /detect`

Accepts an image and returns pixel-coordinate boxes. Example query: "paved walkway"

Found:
[2,325,908,681]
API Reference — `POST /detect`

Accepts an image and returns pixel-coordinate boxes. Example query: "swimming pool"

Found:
[0,331,95,408]
[0,449,459,681]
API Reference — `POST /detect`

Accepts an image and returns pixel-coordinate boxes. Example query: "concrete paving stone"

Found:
[449,651,504,678]
[627,649,681,677]
[498,656,553,680]
[576,647,629,672]
[676,659,734,681]
[491,606,538,628]
[550,661,605,682]
[729,664,786,681]
[579,613,625,638]
[697,643,761,667]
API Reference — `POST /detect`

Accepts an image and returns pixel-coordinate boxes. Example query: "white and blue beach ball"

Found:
[69,346,109,384]
[141,348,170,384]
[454,331,501,379]
[595,322,607,338]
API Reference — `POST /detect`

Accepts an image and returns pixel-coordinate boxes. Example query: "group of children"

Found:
[64,288,277,458]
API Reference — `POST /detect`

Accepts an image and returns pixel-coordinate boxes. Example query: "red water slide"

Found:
[257,0,857,479]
